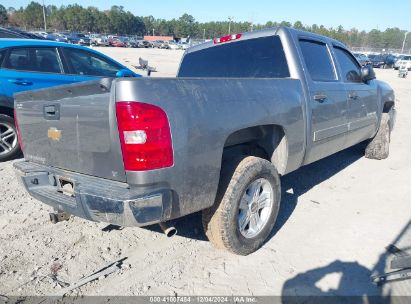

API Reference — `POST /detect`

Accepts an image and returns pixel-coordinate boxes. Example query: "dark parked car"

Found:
[367,54,396,68]
[137,40,152,48]
[13,27,395,255]
[45,33,68,43]
[0,39,140,161]
[0,27,45,39]
[67,33,91,45]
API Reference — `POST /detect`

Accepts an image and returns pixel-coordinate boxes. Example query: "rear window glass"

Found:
[178,36,290,78]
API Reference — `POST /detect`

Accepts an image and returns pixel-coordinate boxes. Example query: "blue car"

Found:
[0,39,140,161]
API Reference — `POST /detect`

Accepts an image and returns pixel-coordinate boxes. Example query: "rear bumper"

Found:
[14,161,173,227]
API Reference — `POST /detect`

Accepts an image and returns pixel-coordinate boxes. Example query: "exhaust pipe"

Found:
[159,222,177,238]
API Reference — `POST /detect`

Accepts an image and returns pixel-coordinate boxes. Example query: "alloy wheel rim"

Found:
[238,178,274,239]
[0,123,17,156]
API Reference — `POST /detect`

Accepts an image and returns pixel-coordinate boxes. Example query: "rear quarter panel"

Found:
[115,77,306,217]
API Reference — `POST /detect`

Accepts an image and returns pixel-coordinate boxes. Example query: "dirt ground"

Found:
[0,47,410,298]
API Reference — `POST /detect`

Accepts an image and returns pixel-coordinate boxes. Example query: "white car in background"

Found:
[394,55,411,70]
[168,42,181,50]
[90,34,109,47]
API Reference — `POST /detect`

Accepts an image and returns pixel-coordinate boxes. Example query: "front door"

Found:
[332,46,379,148]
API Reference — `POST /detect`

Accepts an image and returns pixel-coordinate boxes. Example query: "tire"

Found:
[202,156,281,255]
[0,114,21,162]
[365,113,390,160]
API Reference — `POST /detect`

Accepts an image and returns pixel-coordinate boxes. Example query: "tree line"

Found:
[0,2,409,50]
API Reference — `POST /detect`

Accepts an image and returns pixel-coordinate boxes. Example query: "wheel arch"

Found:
[0,105,14,118]
[222,124,288,175]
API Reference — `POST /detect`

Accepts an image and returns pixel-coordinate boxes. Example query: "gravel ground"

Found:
[0,48,410,297]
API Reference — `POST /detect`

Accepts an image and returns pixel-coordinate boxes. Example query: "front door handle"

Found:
[349,92,359,100]
[8,79,33,86]
[313,94,327,103]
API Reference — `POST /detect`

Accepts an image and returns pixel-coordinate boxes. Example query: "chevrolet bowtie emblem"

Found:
[48,127,62,141]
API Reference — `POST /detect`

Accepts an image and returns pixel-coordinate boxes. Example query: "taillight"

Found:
[115,102,173,171]
[214,33,242,44]
[13,109,24,152]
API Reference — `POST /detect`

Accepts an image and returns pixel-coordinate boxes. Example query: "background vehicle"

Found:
[67,33,91,45]
[168,42,180,50]
[394,55,411,70]
[152,40,165,48]
[90,34,109,47]
[13,27,395,255]
[368,54,386,68]
[45,33,68,43]
[178,42,190,50]
[0,27,45,39]
[137,40,152,48]
[110,39,126,47]
[125,38,138,48]
[353,53,371,66]
[0,39,140,161]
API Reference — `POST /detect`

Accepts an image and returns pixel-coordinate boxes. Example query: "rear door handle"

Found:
[8,79,33,86]
[313,94,327,103]
[349,92,359,100]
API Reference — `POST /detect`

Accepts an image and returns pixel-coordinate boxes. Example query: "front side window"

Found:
[333,47,362,83]
[299,39,336,82]
[4,47,62,73]
[64,48,122,77]
[178,36,290,78]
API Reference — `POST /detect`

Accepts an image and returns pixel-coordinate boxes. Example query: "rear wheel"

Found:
[0,114,20,161]
[202,156,281,255]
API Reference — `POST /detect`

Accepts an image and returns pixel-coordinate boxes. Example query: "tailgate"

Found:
[14,78,126,182]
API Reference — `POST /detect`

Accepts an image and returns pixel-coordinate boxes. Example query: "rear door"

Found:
[0,47,77,97]
[298,38,349,164]
[332,46,378,147]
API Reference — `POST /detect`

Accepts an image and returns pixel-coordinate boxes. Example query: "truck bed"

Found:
[14,76,306,219]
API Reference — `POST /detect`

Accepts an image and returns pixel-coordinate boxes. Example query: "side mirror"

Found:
[116,69,134,78]
[361,65,376,82]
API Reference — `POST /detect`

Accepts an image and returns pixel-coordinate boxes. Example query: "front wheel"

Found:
[0,114,21,161]
[365,113,391,160]
[202,156,281,255]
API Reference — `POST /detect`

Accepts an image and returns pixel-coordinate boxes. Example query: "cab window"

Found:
[333,47,362,83]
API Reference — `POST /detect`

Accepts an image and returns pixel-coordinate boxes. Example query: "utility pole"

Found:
[152,28,155,36]
[401,32,409,54]
[42,0,47,32]
[203,28,205,40]
[228,16,234,35]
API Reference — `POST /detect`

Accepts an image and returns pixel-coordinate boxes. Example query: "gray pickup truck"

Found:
[14,27,396,255]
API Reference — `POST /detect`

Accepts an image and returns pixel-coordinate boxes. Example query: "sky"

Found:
[2,0,410,32]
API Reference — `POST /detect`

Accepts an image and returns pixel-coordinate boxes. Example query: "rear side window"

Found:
[64,48,122,77]
[178,36,290,78]
[4,47,62,73]
[333,47,362,83]
[299,40,336,82]
[0,50,6,66]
